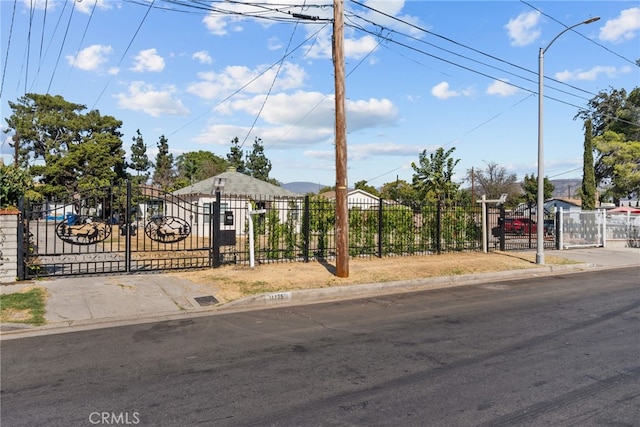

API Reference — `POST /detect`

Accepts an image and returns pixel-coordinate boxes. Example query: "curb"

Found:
[220,262,597,310]
[4,261,637,339]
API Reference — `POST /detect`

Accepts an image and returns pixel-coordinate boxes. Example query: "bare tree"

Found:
[467,162,521,203]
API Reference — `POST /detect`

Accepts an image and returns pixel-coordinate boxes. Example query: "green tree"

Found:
[128,129,152,186]
[226,137,245,173]
[593,131,640,201]
[175,150,228,186]
[521,174,554,204]
[411,147,460,202]
[245,137,274,183]
[318,185,335,194]
[379,179,419,210]
[580,119,597,210]
[575,86,640,193]
[354,180,379,196]
[0,164,33,208]
[152,135,174,190]
[4,93,126,197]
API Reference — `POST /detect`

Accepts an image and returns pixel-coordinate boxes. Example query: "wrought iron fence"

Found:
[19,185,487,277]
[221,196,484,265]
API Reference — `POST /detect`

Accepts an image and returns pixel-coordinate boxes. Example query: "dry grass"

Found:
[173,251,577,303]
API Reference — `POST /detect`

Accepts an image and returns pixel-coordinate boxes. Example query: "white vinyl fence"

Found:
[558,209,640,249]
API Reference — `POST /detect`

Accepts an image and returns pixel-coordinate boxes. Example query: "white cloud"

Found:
[215,91,398,132]
[75,0,111,14]
[505,11,541,47]
[555,65,632,82]
[192,91,398,148]
[346,98,399,131]
[192,50,212,64]
[187,62,306,100]
[131,49,165,73]
[349,143,420,161]
[193,122,333,148]
[217,91,332,127]
[203,14,230,36]
[599,7,640,43]
[304,150,334,161]
[357,0,424,37]
[115,82,189,117]
[304,26,381,61]
[486,79,518,97]
[431,82,457,99]
[267,37,282,51]
[345,35,380,59]
[431,81,476,99]
[66,44,112,71]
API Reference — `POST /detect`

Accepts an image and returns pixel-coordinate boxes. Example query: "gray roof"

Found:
[173,169,301,198]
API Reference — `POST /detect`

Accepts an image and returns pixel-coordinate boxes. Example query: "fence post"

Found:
[17,198,26,281]
[436,200,442,254]
[555,208,561,250]
[125,180,131,272]
[303,195,310,263]
[499,206,506,251]
[377,197,383,257]
[558,207,564,250]
[601,209,607,248]
[213,191,221,267]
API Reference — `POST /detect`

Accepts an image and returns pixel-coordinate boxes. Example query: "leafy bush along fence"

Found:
[223,196,483,265]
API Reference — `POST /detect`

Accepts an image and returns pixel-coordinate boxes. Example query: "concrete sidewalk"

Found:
[1,247,637,338]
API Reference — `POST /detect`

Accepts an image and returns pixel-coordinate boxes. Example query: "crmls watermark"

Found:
[89,412,140,425]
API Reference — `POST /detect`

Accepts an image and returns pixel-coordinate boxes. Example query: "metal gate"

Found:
[19,182,215,279]
[487,205,556,251]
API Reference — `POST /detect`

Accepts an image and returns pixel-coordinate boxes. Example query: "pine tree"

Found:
[152,135,174,190]
[581,119,597,210]
[128,129,151,185]
[246,137,272,182]
[226,137,245,173]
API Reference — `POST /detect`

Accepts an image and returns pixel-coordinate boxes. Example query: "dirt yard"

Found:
[174,251,577,303]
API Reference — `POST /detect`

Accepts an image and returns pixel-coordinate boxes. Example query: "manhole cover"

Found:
[194,296,219,306]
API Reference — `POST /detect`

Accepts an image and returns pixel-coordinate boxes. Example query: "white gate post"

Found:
[246,203,266,269]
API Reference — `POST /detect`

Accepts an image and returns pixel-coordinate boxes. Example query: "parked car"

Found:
[503,218,537,235]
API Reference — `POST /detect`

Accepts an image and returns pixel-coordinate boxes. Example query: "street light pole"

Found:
[536,16,600,265]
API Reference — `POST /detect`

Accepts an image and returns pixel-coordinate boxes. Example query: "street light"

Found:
[536,16,600,265]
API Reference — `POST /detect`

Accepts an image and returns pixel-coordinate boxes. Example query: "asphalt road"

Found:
[1,267,638,427]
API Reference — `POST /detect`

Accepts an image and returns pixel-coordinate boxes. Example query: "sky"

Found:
[1,0,639,190]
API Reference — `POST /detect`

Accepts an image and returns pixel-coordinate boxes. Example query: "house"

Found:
[172,167,302,236]
[545,197,582,214]
[319,188,386,209]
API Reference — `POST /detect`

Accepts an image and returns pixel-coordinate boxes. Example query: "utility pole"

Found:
[333,0,349,277]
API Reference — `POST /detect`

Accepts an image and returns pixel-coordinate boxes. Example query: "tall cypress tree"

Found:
[226,137,245,173]
[152,135,174,190]
[128,129,151,185]
[581,119,597,210]
[246,137,272,182]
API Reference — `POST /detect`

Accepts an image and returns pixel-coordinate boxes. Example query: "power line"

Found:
[0,0,18,99]
[47,0,77,93]
[346,1,597,102]
[520,0,639,68]
[167,23,329,137]
[63,0,100,92]
[239,2,309,149]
